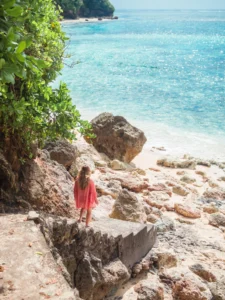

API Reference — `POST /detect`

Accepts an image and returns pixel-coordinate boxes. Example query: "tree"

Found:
[0,0,92,171]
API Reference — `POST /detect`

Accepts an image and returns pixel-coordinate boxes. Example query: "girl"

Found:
[74,166,98,227]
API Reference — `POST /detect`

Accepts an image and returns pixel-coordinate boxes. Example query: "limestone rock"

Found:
[173,185,189,196]
[154,249,177,269]
[70,154,95,177]
[146,192,170,209]
[157,157,196,169]
[109,159,127,170]
[27,211,40,221]
[87,113,147,163]
[174,203,201,219]
[21,150,76,218]
[148,183,172,196]
[173,278,212,300]
[44,139,77,168]
[203,203,219,214]
[208,180,219,188]
[100,171,149,193]
[110,189,147,223]
[195,170,206,177]
[208,276,225,300]
[180,175,196,184]
[177,171,187,176]
[134,277,164,300]
[202,187,225,201]
[95,179,122,199]
[155,216,175,232]
[189,264,216,282]
[209,213,225,227]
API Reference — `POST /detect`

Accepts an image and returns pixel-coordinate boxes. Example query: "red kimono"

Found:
[74,179,97,210]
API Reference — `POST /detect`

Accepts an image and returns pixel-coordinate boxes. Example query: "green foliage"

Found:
[55,0,115,19]
[0,0,92,163]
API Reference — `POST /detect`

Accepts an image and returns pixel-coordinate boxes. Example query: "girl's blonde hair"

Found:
[79,166,91,190]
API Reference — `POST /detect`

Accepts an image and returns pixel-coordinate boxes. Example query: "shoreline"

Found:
[60,17,115,24]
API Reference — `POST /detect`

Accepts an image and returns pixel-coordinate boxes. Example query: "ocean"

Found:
[56,10,225,161]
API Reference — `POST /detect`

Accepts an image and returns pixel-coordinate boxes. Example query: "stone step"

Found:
[92,218,157,269]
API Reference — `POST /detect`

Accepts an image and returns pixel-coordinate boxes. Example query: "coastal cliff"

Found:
[55,0,115,19]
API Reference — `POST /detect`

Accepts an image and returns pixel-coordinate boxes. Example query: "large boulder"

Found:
[110,189,147,223]
[44,139,77,169]
[20,150,76,218]
[87,113,147,163]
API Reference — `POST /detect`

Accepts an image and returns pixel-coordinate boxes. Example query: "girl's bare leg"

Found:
[78,208,85,222]
[86,208,92,227]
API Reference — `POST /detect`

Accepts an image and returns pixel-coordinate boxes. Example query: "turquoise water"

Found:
[56,10,225,160]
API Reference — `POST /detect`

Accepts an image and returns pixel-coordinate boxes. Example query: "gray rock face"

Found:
[87,113,147,163]
[40,215,130,300]
[44,139,77,168]
[21,150,76,218]
[110,189,147,223]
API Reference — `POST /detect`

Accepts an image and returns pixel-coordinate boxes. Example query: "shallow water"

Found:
[55,10,225,160]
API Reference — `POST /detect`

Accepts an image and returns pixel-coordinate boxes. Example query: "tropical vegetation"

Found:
[0,0,92,170]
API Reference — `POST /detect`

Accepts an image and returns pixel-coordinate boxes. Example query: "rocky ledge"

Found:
[1,112,225,300]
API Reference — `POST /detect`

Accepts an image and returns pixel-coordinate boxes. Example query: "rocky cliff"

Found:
[55,0,115,19]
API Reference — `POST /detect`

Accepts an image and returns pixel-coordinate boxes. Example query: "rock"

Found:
[177,171,187,176]
[110,189,147,223]
[148,183,172,196]
[208,180,219,188]
[155,216,175,232]
[202,187,225,201]
[174,203,201,219]
[218,176,225,182]
[27,211,39,221]
[173,185,189,196]
[21,150,76,218]
[87,113,147,163]
[101,259,130,297]
[134,276,164,300]
[100,170,149,193]
[146,192,170,209]
[113,16,119,19]
[95,179,122,199]
[180,175,196,184]
[189,264,216,282]
[208,275,225,300]
[44,139,76,168]
[95,160,108,167]
[173,278,212,300]
[203,203,219,214]
[132,263,143,275]
[195,170,206,177]
[70,154,95,177]
[196,159,211,167]
[133,168,146,176]
[209,213,225,227]
[109,159,126,170]
[155,249,177,269]
[147,214,160,224]
[157,157,196,169]
[98,17,103,20]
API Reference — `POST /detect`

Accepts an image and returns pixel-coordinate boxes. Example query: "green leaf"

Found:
[0,70,15,83]
[6,6,23,17]
[2,0,15,10]
[16,41,26,53]
[0,58,5,69]
[16,53,25,62]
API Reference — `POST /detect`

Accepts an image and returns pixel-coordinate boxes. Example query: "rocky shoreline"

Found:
[1,113,225,299]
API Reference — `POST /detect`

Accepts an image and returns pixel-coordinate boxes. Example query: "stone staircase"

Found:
[92,218,157,269]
